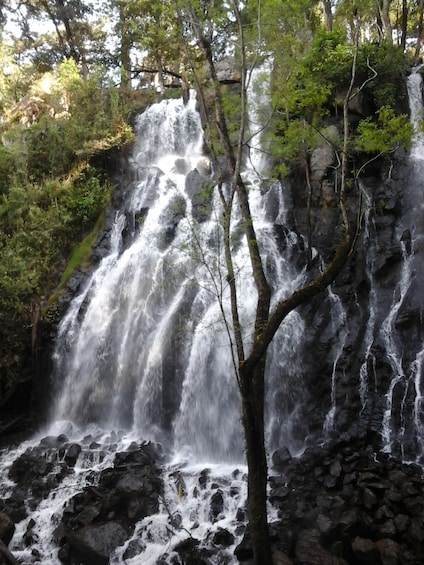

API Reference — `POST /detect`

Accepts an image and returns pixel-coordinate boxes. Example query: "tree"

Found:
[173,1,356,562]
[173,0,413,561]
[2,0,106,77]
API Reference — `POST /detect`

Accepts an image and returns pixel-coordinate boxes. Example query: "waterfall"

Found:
[47,76,310,463]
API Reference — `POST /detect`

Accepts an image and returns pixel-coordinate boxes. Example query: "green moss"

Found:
[59,214,104,287]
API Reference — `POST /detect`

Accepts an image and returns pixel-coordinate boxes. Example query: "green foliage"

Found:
[357,42,412,109]
[302,29,353,87]
[1,60,133,182]
[356,106,412,153]
[67,166,112,228]
[0,163,111,312]
[270,119,318,176]
[268,25,412,175]
[58,216,103,290]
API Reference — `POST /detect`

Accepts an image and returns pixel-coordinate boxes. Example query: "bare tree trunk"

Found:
[154,55,165,94]
[322,0,332,32]
[119,1,132,90]
[240,358,272,565]
[379,0,393,43]
[400,0,408,50]
[175,4,358,565]
[303,153,313,266]
[415,0,424,59]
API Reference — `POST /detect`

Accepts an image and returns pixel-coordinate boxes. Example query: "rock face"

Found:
[281,143,424,463]
[233,439,424,564]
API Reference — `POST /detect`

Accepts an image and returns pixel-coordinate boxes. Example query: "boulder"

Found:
[0,540,19,565]
[295,529,348,564]
[67,521,129,565]
[0,514,14,546]
[185,169,213,223]
[309,126,339,182]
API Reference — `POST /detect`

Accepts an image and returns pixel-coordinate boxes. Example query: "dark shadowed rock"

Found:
[295,529,348,564]
[0,514,14,546]
[67,521,128,565]
[351,536,377,562]
[374,538,400,565]
[65,443,82,467]
[209,489,224,522]
[185,169,213,222]
[272,447,292,470]
[0,540,19,565]
[212,527,235,547]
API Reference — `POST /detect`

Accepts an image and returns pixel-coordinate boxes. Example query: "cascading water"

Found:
[49,91,305,461]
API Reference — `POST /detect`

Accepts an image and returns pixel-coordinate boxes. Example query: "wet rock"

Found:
[351,536,376,562]
[0,514,14,545]
[234,529,253,561]
[174,157,190,175]
[158,193,186,248]
[209,489,224,522]
[65,443,82,467]
[266,438,424,564]
[393,513,409,533]
[67,521,129,565]
[362,487,378,509]
[309,126,339,182]
[295,529,347,565]
[122,538,145,560]
[185,169,213,222]
[329,460,342,478]
[212,527,235,547]
[172,537,211,565]
[53,443,163,564]
[272,447,292,470]
[374,538,400,565]
[272,550,294,565]
[196,157,212,177]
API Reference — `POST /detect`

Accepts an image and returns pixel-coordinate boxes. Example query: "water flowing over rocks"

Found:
[1,436,165,564]
[2,434,424,563]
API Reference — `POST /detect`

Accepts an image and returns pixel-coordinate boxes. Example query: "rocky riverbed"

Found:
[1,433,423,564]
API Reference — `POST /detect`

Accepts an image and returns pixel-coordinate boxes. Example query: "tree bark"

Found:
[415,0,424,59]
[175,6,358,565]
[379,0,393,43]
[400,0,407,50]
[119,1,132,90]
[322,0,332,32]
[240,358,272,565]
